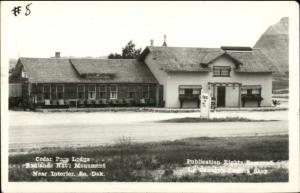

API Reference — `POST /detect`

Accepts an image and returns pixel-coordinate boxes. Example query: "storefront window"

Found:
[99,85,107,99]
[128,86,136,98]
[110,85,118,99]
[78,85,85,99]
[57,85,64,99]
[43,85,50,100]
[88,85,96,99]
[142,85,149,99]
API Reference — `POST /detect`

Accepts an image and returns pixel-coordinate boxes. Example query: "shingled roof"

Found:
[15,58,158,84]
[12,46,275,84]
[140,46,223,72]
[225,49,275,72]
[70,59,158,83]
[140,46,276,73]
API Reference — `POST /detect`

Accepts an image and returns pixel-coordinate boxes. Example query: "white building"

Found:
[9,43,276,109]
[140,45,275,108]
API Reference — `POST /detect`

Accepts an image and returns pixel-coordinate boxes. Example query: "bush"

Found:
[272,100,281,106]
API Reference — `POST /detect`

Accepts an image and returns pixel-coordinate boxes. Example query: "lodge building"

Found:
[9,42,276,109]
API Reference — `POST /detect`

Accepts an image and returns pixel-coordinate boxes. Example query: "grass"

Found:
[163,168,288,182]
[159,116,278,123]
[9,135,288,182]
[272,77,289,91]
[272,95,289,99]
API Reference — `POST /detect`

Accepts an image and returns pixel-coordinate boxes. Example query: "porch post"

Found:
[76,84,78,108]
[238,83,241,108]
[28,82,31,108]
[34,83,37,105]
[28,82,31,96]
[155,84,160,107]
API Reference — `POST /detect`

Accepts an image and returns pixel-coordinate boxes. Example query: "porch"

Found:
[10,83,164,109]
[208,82,263,108]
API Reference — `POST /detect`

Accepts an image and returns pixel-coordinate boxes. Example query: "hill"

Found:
[254,17,289,76]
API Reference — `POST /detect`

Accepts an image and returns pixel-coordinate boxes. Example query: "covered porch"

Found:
[208,82,263,108]
[208,82,242,108]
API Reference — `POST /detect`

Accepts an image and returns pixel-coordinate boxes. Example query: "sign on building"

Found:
[211,97,216,111]
[200,93,211,118]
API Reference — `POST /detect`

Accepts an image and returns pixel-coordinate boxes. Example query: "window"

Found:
[88,85,96,99]
[247,89,252,95]
[241,89,247,94]
[37,85,43,102]
[99,85,107,99]
[142,85,150,99]
[241,85,261,95]
[51,86,57,99]
[192,89,201,94]
[57,85,64,99]
[78,85,85,99]
[43,85,51,100]
[184,89,193,95]
[245,89,260,95]
[128,86,136,99]
[21,70,28,78]
[213,66,231,77]
[252,89,260,94]
[179,85,202,96]
[109,85,118,99]
[179,89,185,95]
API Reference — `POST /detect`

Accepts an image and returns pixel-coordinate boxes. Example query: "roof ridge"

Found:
[148,46,221,49]
[20,57,69,60]
[70,58,138,60]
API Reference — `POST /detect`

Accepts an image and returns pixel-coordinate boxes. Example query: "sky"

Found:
[1,1,295,59]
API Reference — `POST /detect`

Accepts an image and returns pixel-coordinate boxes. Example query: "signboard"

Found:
[200,93,211,118]
[211,97,216,111]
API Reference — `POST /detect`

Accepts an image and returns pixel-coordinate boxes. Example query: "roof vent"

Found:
[221,46,252,51]
[55,52,61,58]
[162,35,167,47]
[150,39,154,46]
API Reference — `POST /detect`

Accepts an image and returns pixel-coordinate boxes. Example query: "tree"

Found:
[108,53,122,59]
[108,41,142,59]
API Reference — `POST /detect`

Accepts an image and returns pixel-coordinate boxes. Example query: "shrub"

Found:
[272,100,281,106]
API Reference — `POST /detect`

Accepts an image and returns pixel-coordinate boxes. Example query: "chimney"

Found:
[55,52,60,58]
[150,39,154,46]
[162,35,167,47]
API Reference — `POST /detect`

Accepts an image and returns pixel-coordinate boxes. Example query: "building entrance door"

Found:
[217,86,226,107]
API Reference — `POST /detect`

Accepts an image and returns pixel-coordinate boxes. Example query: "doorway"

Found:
[217,86,226,107]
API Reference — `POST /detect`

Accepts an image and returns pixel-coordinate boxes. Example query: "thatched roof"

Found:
[16,58,78,83]
[140,46,223,72]
[15,58,158,84]
[70,59,157,83]
[140,46,276,73]
[11,45,275,84]
[225,49,275,73]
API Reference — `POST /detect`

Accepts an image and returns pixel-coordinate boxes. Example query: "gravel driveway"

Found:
[9,110,288,150]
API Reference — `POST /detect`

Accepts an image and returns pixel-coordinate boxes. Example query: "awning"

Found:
[208,82,241,86]
[241,85,262,89]
[179,85,202,89]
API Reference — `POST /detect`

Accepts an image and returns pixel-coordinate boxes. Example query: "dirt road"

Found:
[9,111,288,150]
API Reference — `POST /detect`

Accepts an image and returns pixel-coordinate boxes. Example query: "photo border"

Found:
[1,1,299,192]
